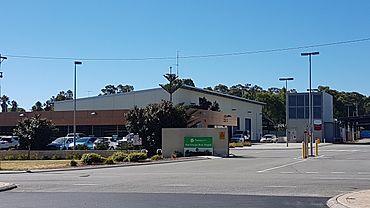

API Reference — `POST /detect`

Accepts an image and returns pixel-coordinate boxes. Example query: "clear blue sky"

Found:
[1,0,370,110]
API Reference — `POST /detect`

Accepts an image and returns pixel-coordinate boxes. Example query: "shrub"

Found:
[95,143,109,150]
[16,154,29,160]
[112,152,129,162]
[243,141,252,147]
[51,155,61,160]
[70,160,78,167]
[81,153,105,165]
[171,151,183,159]
[77,144,88,150]
[4,155,15,160]
[150,155,163,161]
[128,152,147,162]
[42,155,50,160]
[229,143,236,148]
[104,157,114,165]
[66,153,82,160]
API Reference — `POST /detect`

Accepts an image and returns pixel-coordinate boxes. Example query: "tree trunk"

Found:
[27,144,31,160]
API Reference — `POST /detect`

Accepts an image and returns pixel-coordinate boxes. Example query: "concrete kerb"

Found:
[233,143,332,150]
[0,156,210,175]
[0,182,17,192]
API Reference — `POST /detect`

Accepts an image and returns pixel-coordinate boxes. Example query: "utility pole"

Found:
[0,54,7,100]
[279,77,294,147]
[301,51,319,157]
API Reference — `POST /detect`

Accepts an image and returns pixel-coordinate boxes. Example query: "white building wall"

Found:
[174,88,263,141]
[54,87,263,141]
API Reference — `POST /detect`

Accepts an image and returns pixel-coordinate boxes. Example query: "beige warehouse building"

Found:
[54,85,264,141]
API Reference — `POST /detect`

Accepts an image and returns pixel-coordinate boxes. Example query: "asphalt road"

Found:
[1,144,369,207]
[0,192,328,208]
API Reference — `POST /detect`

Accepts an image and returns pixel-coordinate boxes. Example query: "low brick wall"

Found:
[0,150,139,160]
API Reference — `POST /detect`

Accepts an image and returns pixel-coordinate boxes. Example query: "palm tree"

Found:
[11,100,18,112]
[1,95,10,112]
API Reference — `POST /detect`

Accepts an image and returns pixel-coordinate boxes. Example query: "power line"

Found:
[4,37,370,61]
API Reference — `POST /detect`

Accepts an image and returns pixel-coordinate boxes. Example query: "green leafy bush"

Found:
[171,151,183,158]
[150,155,163,161]
[95,143,109,150]
[4,155,15,160]
[51,155,61,160]
[112,152,129,162]
[104,157,114,165]
[42,155,50,160]
[76,144,88,150]
[70,160,78,167]
[66,153,82,160]
[17,154,29,160]
[128,152,147,162]
[81,153,105,165]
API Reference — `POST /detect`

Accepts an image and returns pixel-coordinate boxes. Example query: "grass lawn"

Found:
[0,160,81,171]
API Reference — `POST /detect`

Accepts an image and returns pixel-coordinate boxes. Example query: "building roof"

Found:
[54,85,265,106]
[180,85,265,105]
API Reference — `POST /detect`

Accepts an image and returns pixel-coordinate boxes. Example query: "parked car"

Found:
[93,137,118,150]
[68,137,97,149]
[230,134,247,143]
[47,137,73,150]
[260,134,278,143]
[65,133,86,138]
[0,136,19,149]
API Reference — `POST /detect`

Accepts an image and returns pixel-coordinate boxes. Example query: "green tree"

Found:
[117,84,134,93]
[181,78,195,87]
[10,100,18,112]
[1,95,10,112]
[32,101,43,111]
[14,114,58,158]
[213,84,229,94]
[101,84,118,95]
[126,101,189,155]
[159,71,182,102]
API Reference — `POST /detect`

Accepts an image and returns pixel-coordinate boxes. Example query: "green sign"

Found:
[184,136,213,149]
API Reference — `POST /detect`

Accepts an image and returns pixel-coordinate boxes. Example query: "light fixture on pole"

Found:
[73,61,82,150]
[301,51,319,157]
[0,54,7,99]
[279,77,294,147]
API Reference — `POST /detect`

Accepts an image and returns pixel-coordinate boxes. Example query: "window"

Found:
[297,95,305,106]
[289,107,297,119]
[289,95,297,107]
[313,94,322,106]
[297,107,305,119]
[305,107,309,119]
[313,107,321,119]
[305,94,309,106]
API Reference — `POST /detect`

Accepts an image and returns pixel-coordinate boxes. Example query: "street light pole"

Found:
[301,51,319,157]
[0,54,7,99]
[73,61,82,150]
[279,77,294,147]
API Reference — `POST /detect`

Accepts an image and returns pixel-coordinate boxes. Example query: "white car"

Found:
[0,136,19,149]
[260,134,278,143]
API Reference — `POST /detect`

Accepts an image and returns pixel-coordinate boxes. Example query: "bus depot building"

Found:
[0,85,264,141]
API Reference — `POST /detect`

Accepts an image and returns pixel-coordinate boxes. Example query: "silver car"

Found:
[260,134,278,143]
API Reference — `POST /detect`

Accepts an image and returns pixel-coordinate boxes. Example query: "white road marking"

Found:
[358,172,370,175]
[305,172,319,174]
[257,160,306,173]
[162,184,190,187]
[322,150,359,152]
[73,184,98,186]
[318,177,370,181]
[264,185,297,188]
[280,171,295,174]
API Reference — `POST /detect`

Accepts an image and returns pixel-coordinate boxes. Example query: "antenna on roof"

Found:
[169,66,172,74]
[176,51,179,76]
